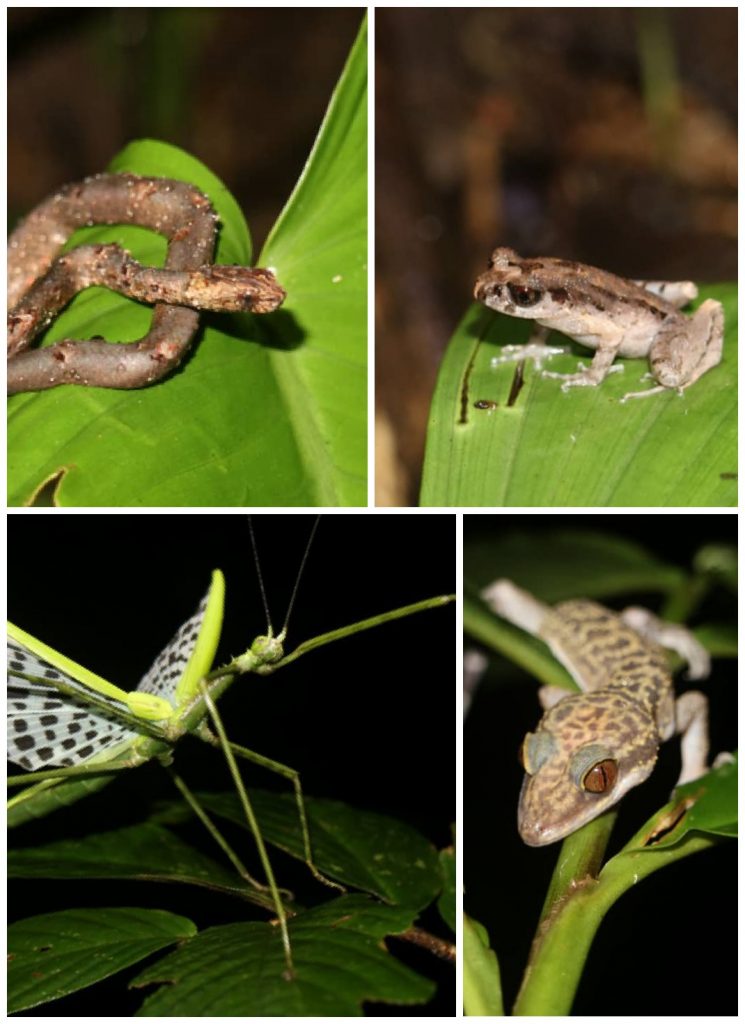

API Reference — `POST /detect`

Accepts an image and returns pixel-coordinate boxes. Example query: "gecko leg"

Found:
[673,690,709,785]
[620,606,711,680]
[481,579,549,635]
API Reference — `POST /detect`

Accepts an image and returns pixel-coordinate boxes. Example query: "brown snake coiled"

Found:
[7,173,285,393]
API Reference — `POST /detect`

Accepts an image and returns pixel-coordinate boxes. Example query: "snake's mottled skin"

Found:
[7,173,285,393]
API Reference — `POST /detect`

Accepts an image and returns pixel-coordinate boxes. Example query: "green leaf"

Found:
[421,284,737,507]
[261,18,367,506]
[197,790,442,911]
[437,845,455,932]
[132,896,434,1015]
[464,528,686,601]
[625,752,737,850]
[8,907,196,1014]
[8,822,276,910]
[463,914,503,1016]
[9,18,367,507]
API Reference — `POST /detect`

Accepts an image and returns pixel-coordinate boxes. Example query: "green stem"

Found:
[536,812,617,924]
[512,829,718,1015]
[199,680,295,979]
[7,758,138,786]
[272,595,455,670]
[463,594,576,691]
[167,767,276,909]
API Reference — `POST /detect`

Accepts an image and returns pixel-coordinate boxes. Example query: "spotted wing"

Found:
[7,638,140,772]
[136,571,225,710]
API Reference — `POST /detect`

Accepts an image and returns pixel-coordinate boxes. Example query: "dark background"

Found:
[9,8,363,245]
[464,513,737,1015]
[376,9,737,504]
[8,514,455,1015]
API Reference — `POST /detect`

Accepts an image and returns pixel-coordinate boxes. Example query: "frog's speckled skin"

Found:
[481,581,711,847]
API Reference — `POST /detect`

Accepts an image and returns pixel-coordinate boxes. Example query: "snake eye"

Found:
[508,284,542,307]
[582,759,618,794]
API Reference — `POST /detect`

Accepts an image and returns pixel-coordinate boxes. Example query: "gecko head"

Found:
[517,692,660,846]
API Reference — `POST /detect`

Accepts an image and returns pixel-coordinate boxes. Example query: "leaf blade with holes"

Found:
[421,285,737,507]
[8,907,197,1014]
[132,896,434,1016]
[196,790,443,909]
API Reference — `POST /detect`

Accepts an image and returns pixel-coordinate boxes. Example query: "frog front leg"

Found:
[542,333,625,390]
[621,298,724,402]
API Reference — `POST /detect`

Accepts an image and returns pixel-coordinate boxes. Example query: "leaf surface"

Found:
[8,18,367,507]
[8,907,196,1013]
[421,285,737,507]
[132,896,433,1016]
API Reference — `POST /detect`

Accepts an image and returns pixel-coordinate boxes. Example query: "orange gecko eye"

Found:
[582,759,618,794]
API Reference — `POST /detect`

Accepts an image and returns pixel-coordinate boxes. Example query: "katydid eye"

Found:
[582,759,618,794]
[508,284,542,307]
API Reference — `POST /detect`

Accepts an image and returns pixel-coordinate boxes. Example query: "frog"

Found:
[474,247,724,401]
[481,579,713,846]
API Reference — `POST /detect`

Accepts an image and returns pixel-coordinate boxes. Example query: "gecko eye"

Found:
[582,759,618,794]
[508,284,542,307]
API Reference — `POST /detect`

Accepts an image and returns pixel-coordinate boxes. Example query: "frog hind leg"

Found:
[625,299,724,403]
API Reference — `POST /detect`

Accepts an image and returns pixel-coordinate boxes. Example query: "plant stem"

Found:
[512,829,718,1015]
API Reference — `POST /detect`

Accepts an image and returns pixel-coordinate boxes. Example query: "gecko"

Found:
[481,579,713,846]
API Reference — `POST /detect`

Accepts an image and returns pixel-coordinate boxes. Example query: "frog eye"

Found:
[582,759,618,794]
[508,284,542,307]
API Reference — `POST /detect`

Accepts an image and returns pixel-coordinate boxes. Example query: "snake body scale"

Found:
[7,173,285,393]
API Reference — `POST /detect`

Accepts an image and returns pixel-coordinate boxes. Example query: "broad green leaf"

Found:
[463,913,503,1016]
[8,17,367,507]
[197,790,442,911]
[8,907,196,1014]
[464,528,686,600]
[8,822,276,910]
[622,753,737,850]
[421,284,736,507]
[133,896,433,1015]
[262,17,367,506]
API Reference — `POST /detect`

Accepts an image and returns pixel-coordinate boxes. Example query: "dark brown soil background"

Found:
[376,8,737,505]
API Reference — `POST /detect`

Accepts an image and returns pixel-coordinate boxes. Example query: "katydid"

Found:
[7,515,454,978]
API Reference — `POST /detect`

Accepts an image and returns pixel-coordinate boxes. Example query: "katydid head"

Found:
[250,631,285,665]
[233,516,318,675]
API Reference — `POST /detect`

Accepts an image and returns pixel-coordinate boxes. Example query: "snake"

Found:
[7,173,285,393]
